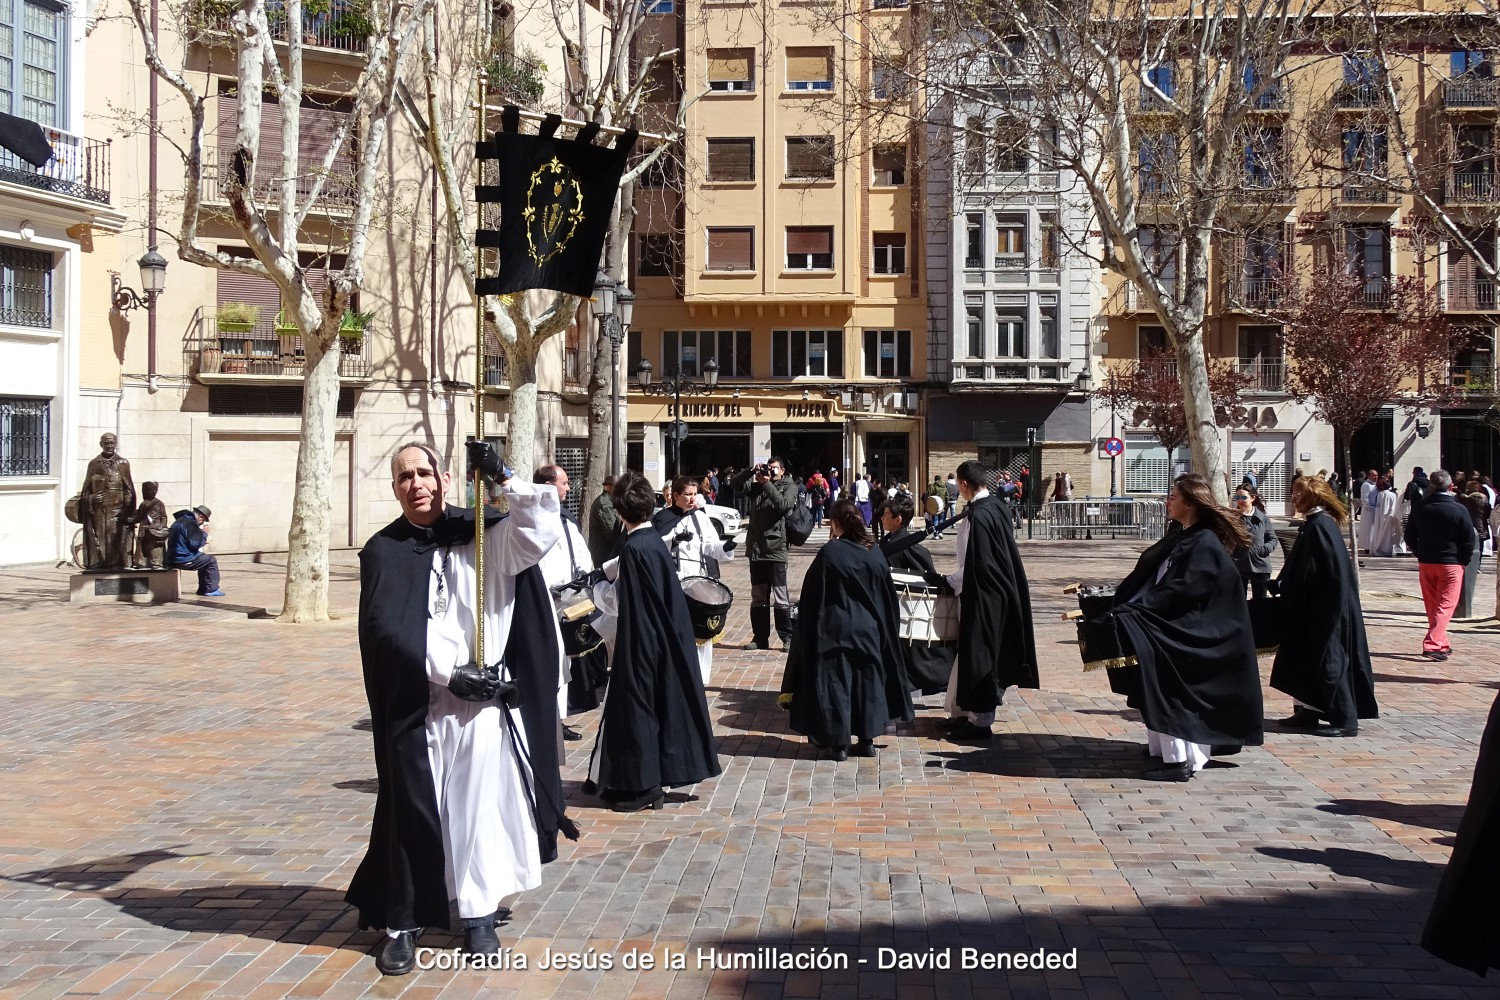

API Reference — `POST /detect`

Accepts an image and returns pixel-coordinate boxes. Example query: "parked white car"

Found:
[701,503,742,538]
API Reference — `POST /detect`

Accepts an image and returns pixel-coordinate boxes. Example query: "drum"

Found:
[923,495,946,517]
[1076,585,1116,620]
[551,580,604,657]
[64,493,82,525]
[681,575,734,643]
[890,571,960,645]
[1076,615,1137,672]
[1248,595,1282,654]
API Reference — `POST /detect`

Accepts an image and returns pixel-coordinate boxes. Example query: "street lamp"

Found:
[593,271,628,476]
[636,355,719,479]
[111,247,169,313]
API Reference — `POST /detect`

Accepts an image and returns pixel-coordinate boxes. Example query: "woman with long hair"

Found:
[1231,484,1278,598]
[780,499,912,759]
[1107,474,1263,781]
[1269,475,1377,738]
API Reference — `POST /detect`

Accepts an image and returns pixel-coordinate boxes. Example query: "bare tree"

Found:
[1095,351,1253,482]
[128,0,434,622]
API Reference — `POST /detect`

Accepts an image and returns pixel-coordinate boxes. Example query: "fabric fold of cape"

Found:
[1269,511,1378,726]
[1108,524,1264,748]
[879,527,955,695]
[954,495,1039,713]
[346,505,570,931]
[781,538,913,746]
[595,527,720,792]
[1423,690,1500,977]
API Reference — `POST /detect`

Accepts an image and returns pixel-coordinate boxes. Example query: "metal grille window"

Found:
[0,0,65,126]
[773,329,843,377]
[0,244,52,327]
[554,440,587,521]
[661,330,752,377]
[0,396,48,475]
[863,329,912,377]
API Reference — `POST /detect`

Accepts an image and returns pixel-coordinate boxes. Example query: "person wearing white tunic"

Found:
[652,475,736,685]
[533,464,596,734]
[1370,481,1402,557]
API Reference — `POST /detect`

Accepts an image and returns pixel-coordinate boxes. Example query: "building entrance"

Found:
[770,428,842,482]
[865,432,911,489]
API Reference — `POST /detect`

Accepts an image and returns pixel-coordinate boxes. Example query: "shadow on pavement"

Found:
[924,734,1149,780]
[1318,798,1467,834]
[1255,845,1441,891]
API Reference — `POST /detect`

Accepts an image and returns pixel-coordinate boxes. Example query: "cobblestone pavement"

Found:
[2,529,1498,999]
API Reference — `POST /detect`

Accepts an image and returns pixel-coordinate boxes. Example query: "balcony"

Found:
[185,310,372,381]
[487,51,546,108]
[1444,76,1500,110]
[1247,86,1289,113]
[194,0,368,53]
[200,148,357,215]
[1228,276,1283,309]
[1333,82,1381,109]
[949,361,1072,386]
[1451,361,1497,393]
[0,126,111,205]
[1353,275,1391,309]
[1236,172,1296,204]
[1137,174,1176,202]
[1138,91,1173,114]
[1238,358,1286,393]
[1446,277,1497,311]
[1445,170,1496,204]
[483,352,509,389]
[1338,176,1391,204]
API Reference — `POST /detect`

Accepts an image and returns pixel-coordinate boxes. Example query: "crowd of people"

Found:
[344,441,1495,980]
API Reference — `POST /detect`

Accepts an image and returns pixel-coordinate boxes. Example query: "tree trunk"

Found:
[506,346,540,480]
[581,317,613,541]
[280,331,341,622]
[1344,441,1361,587]
[1175,327,1229,502]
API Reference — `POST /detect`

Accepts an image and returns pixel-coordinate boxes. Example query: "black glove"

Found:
[721,538,737,552]
[582,568,607,589]
[923,570,948,589]
[465,439,506,483]
[449,664,500,702]
[673,530,694,545]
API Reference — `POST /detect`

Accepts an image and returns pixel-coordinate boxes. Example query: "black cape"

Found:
[879,527,956,695]
[1269,511,1377,727]
[346,505,571,931]
[1109,523,1264,747]
[781,538,913,746]
[596,527,720,793]
[954,495,1039,713]
[1423,691,1500,976]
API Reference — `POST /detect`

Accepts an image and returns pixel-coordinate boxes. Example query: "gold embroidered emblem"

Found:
[521,157,585,265]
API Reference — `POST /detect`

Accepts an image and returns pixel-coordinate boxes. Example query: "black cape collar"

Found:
[395,504,505,554]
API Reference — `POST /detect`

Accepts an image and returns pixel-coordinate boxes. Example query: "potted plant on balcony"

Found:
[340,309,372,343]
[274,310,305,369]
[216,301,260,369]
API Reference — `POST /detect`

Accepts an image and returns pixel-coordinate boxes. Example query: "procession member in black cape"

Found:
[1270,475,1377,737]
[1107,474,1264,782]
[781,500,913,759]
[587,471,720,812]
[347,442,575,976]
[929,460,1038,741]
[651,474,738,685]
[1423,689,1500,977]
[877,494,954,696]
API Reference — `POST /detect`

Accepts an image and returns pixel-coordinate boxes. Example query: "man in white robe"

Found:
[533,463,599,736]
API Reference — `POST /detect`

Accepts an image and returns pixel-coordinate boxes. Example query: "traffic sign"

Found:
[1103,437,1125,457]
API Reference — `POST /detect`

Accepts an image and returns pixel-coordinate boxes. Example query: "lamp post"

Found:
[592,271,632,476]
[636,355,719,480]
[111,248,169,313]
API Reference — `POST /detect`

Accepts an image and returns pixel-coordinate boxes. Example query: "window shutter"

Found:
[773,330,788,376]
[828,329,844,377]
[1282,220,1296,276]
[897,329,912,377]
[708,49,750,83]
[786,47,831,83]
[707,228,753,270]
[298,97,355,199]
[1217,232,1246,305]
[787,226,832,254]
[707,138,754,181]
[786,136,834,177]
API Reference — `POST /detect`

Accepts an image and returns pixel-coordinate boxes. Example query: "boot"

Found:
[773,605,795,648]
[747,605,771,650]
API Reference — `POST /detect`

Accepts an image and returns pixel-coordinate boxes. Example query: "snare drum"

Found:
[681,575,734,643]
[1075,615,1137,672]
[890,571,960,645]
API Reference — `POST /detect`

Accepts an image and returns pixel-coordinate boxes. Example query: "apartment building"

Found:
[626,0,927,487]
[0,0,125,564]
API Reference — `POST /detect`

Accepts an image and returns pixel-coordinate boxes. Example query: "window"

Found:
[1456,123,1494,177]
[994,118,1028,172]
[873,144,906,185]
[707,138,754,181]
[1145,63,1175,100]
[662,330,752,377]
[0,396,48,476]
[785,135,834,179]
[994,35,1024,76]
[863,329,912,377]
[786,47,833,91]
[638,233,680,277]
[872,59,908,100]
[0,245,53,327]
[873,233,906,275]
[1343,128,1387,175]
[641,0,673,13]
[964,213,984,269]
[642,60,678,102]
[0,0,66,127]
[1345,224,1390,294]
[708,48,753,92]
[1138,324,1170,357]
[872,0,908,8]
[1343,53,1381,85]
[1039,308,1059,358]
[1453,50,1493,78]
[1243,61,1282,108]
[996,315,1024,357]
[786,226,833,270]
[963,115,986,173]
[638,151,680,188]
[1039,214,1060,270]
[1139,226,1179,293]
[966,304,984,356]
[1245,227,1283,280]
[1243,127,1284,187]
[706,227,754,271]
[994,215,1025,269]
[773,329,844,377]
[1139,133,1177,194]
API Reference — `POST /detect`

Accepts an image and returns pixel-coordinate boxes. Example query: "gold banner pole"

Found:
[473,68,488,672]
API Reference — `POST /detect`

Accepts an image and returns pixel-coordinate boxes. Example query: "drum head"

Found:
[682,575,733,605]
[924,495,945,516]
[681,575,734,642]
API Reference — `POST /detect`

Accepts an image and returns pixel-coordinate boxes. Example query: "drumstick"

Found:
[1062,582,1081,594]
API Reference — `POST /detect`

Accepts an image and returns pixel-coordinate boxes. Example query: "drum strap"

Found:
[561,516,582,580]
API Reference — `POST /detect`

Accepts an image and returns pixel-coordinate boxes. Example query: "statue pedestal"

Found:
[69,570,181,604]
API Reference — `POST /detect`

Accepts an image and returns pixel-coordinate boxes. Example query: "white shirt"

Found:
[659,505,734,580]
[854,479,871,501]
[946,488,990,595]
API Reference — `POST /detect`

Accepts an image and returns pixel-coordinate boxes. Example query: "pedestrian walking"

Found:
[1406,470,1476,660]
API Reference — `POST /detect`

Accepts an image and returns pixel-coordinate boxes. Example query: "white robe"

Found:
[420,482,561,920]
[660,506,735,685]
[1370,489,1401,557]
[537,515,595,718]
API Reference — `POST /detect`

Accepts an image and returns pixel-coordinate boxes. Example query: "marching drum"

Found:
[923,495,946,517]
[681,575,734,643]
[890,571,961,645]
[551,580,605,657]
[1248,594,1282,654]
[1076,614,1137,672]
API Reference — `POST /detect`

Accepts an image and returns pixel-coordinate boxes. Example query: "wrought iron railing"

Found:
[483,353,508,388]
[201,147,357,212]
[1333,82,1381,108]
[487,51,546,108]
[1444,76,1500,108]
[0,245,54,328]
[1355,275,1390,308]
[1451,361,1497,392]
[1235,276,1283,307]
[1339,176,1390,203]
[1237,358,1286,392]
[196,0,368,52]
[186,310,371,378]
[1445,278,1497,311]
[1446,170,1495,203]
[0,126,110,205]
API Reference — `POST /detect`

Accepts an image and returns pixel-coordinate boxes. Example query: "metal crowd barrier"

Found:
[1043,497,1169,540]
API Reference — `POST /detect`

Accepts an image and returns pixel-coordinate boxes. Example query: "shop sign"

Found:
[786,401,831,419]
[668,401,743,418]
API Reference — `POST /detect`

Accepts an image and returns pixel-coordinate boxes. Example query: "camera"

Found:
[755,463,773,477]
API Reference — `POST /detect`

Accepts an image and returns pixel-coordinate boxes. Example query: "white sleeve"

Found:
[485,481,563,576]
[947,518,969,595]
[695,511,734,562]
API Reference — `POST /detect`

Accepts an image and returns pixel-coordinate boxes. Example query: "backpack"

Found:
[785,488,816,546]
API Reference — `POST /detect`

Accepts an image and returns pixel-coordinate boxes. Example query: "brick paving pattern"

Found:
[1,532,1498,998]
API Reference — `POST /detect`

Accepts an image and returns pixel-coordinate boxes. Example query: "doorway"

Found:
[865,432,911,489]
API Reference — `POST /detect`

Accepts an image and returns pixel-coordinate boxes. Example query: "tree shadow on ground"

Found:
[1318,798,1467,834]
[1255,845,1441,892]
[924,733,1154,780]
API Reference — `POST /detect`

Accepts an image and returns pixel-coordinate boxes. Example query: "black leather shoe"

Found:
[1279,709,1321,730]
[562,724,583,742]
[609,789,665,812]
[1313,726,1358,737]
[944,720,993,741]
[743,640,769,651]
[1210,744,1243,756]
[1143,761,1193,782]
[850,740,876,757]
[376,930,419,976]
[463,923,500,956]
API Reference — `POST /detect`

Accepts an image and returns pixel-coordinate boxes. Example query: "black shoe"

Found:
[850,740,876,757]
[562,724,583,742]
[1143,761,1193,782]
[462,923,500,956]
[744,640,769,651]
[609,789,665,812]
[1313,726,1359,738]
[1422,650,1450,661]
[936,716,968,731]
[376,930,419,976]
[1279,709,1321,730]
[944,720,993,741]
[818,745,849,761]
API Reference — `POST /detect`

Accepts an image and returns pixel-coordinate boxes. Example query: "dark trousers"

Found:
[1245,572,1270,600]
[177,552,220,594]
[749,561,792,644]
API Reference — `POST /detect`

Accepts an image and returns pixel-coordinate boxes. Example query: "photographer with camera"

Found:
[731,457,800,650]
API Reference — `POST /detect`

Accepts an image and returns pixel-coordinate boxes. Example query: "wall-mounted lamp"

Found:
[1415,419,1431,439]
[802,388,810,401]
[112,248,169,314]
[1075,365,1093,393]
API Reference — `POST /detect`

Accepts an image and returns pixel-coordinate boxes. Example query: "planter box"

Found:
[217,321,256,334]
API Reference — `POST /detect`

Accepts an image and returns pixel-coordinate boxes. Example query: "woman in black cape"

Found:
[1108,474,1264,781]
[1269,475,1377,738]
[877,494,955,696]
[781,500,913,760]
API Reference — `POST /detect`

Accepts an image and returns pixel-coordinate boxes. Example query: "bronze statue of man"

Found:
[79,433,136,570]
[132,481,170,570]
